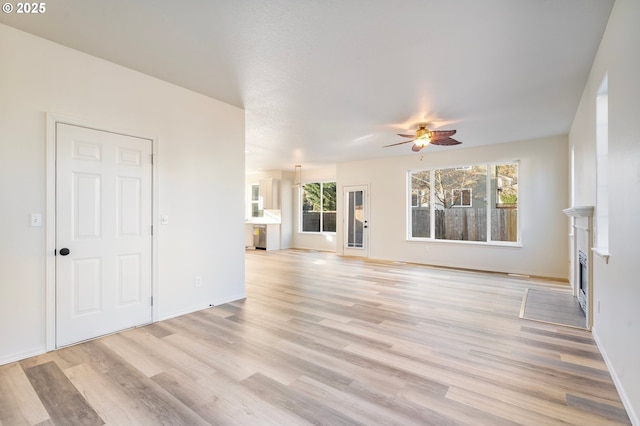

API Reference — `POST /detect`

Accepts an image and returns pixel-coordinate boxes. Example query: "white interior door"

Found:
[56,123,153,347]
[343,185,369,257]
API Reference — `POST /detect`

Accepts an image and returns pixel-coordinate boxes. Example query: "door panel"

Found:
[74,173,101,239]
[343,185,369,257]
[117,254,142,306]
[56,123,152,347]
[346,190,364,248]
[117,176,142,236]
[73,258,102,315]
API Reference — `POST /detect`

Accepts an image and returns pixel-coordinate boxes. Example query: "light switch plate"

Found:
[30,213,42,227]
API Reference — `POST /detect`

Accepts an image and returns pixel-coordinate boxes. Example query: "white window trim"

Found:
[451,188,472,207]
[249,183,262,218]
[407,162,520,244]
[594,74,609,256]
[299,181,337,234]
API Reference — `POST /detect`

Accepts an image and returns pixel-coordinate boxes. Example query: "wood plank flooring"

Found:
[0,249,631,425]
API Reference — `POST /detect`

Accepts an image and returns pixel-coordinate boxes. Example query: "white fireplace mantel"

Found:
[563,205,594,329]
[563,206,609,263]
[563,206,594,218]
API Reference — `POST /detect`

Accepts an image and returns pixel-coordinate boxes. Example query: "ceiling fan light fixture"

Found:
[414,126,430,140]
[382,120,461,151]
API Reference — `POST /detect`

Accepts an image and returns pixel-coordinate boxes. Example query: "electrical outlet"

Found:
[194,276,202,287]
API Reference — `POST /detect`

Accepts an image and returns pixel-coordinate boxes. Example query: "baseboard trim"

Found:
[0,347,46,367]
[210,292,247,308]
[592,326,639,426]
[0,293,248,367]
[158,292,247,322]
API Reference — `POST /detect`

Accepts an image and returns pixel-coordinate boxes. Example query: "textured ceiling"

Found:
[1,0,615,173]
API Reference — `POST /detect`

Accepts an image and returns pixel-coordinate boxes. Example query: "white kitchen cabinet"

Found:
[245,223,280,250]
[244,224,255,247]
[259,178,280,210]
[265,224,281,250]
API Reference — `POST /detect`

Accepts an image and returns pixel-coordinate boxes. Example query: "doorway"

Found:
[47,118,155,348]
[343,185,369,257]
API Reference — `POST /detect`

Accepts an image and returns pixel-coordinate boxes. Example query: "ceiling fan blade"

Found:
[397,133,416,138]
[430,137,462,146]
[383,140,415,148]
[411,144,424,152]
[429,130,457,139]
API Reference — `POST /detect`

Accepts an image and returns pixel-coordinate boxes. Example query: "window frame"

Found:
[451,188,472,208]
[408,161,520,245]
[250,183,262,217]
[299,181,337,234]
[594,75,609,260]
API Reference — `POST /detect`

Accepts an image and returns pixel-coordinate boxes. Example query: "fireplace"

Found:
[563,206,594,328]
[578,250,588,313]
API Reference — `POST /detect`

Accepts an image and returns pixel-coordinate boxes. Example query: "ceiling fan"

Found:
[383,122,462,152]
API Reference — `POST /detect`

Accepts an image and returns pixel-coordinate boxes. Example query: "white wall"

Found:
[292,165,337,252]
[337,136,569,279]
[0,24,246,364]
[569,0,640,421]
[279,171,294,249]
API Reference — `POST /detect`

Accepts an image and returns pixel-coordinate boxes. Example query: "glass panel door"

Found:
[347,190,364,248]
[344,185,367,255]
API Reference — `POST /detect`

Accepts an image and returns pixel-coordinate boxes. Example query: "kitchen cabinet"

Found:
[244,225,254,247]
[264,224,281,250]
[259,178,280,210]
[245,223,280,250]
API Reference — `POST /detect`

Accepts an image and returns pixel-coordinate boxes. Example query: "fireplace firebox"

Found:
[578,250,588,313]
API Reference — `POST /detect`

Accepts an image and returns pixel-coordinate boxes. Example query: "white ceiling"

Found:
[1,0,614,173]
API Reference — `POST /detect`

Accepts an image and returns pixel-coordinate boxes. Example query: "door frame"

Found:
[45,113,159,350]
[343,184,369,258]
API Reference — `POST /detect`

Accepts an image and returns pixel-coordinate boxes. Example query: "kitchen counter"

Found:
[245,223,280,250]
[245,209,281,225]
[245,218,281,224]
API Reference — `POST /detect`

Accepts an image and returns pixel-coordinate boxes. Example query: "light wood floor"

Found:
[0,249,631,425]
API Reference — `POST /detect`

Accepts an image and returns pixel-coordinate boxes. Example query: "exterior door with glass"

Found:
[343,185,368,257]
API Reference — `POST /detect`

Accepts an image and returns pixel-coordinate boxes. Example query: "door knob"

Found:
[59,248,70,256]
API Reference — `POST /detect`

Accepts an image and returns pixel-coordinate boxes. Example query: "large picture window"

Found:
[301,182,336,232]
[409,163,518,243]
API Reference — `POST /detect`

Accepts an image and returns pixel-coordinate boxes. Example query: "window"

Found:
[491,163,518,242]
[595,75,609,253]
[301,182,336,232]
[346,188,365,248]
[410,171,430,238]
[409,162,518,243]
[250,184,262,217]
[451,189,472,207]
